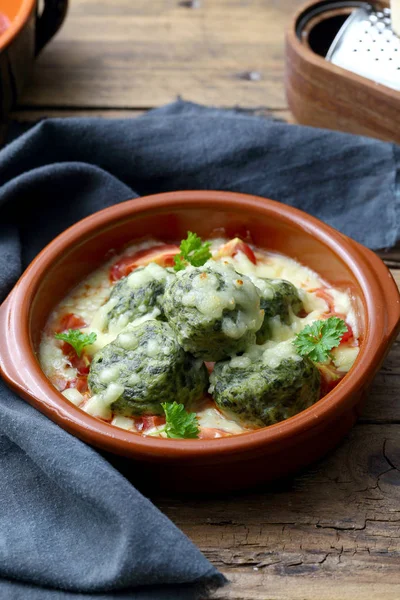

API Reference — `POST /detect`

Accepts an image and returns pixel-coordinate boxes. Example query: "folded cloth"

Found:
[0,100,399,599]
[0,385,225,600]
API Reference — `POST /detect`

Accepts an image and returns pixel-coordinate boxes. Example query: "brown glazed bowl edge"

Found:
[0,0,36,51]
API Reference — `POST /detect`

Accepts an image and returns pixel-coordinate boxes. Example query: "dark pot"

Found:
[0,0,68,120]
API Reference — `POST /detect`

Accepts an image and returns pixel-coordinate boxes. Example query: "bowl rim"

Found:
[0,0,36,51]
[1,190,399,460]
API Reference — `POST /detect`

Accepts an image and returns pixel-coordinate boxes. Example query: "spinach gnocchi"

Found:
[210,340,320,428]
[39,235,360,439]
[164,260,264,361]
[88,320,208,417]
[103,263,174,332]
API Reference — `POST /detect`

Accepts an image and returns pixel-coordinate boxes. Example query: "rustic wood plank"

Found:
[378,246,400,269]
[18,0,305,110]
[9,108,294,121]
[361,340,400,423]
[213,577,400,599]
[390,268,400,292]
[154,424,400,598]
[361,266,400,422]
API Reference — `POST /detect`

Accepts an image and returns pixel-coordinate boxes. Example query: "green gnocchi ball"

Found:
[104,263,175,332]
[250,277,304,344]
[88,320,208,417]
[163,260,264,361]
[209,340,320,428]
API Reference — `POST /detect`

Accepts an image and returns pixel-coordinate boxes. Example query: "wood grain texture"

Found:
[154,422,400,598]
[17,0,305,110]
[155,393,400,599]
[9,107,294,122]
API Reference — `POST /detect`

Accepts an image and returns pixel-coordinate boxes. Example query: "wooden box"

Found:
[285,0,400,143]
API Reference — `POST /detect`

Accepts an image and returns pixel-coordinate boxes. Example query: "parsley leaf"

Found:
[173,231,212,271]
[173,254,187,272]
[161,401,200,439]
[293,317,347,363]
[55,329,97,357]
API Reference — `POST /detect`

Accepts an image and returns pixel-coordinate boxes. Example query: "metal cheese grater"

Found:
[326,5,400,91]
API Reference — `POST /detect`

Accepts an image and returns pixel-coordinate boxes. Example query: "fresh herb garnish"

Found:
[293,317,347,363]
[161,401,200,439]
[173,231,212,271]
[55,329,97,357]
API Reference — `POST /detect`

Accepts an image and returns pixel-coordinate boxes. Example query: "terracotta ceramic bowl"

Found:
[0,191,399,493]
[0,0,68,120]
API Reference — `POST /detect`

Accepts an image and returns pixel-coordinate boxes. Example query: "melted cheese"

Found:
[40,236,360,437]
[261,339,303,369]
[62,388,84,406]
[211,239,323,290]
[83,395,112,420]
[99,366,121,384]
[126,262,172,289]
[102,382,125,406]
[111,416,135,430]
[83,381,124,419]
[332,346,360,372]
[84,310,160,356]
[196,406,244,434]
[330,288,359,338]
[178,260,263,339]
[40,339,77,380]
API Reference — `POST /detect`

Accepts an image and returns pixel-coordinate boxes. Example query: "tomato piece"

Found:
[61,342,91,375]
[311,291,354,344]
[110,244,180,281]
[198,427,231,439]
[66,376,88,394]
[136,415,166,432]
[55,313,87,333]
[51,376,68,392]
[205,361,215,375]
[314,288,335,313]
[215,238,257,265]
[318,364,342,398]
[340,323,354,344]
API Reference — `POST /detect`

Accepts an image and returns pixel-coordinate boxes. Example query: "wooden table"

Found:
[12,1,400,598]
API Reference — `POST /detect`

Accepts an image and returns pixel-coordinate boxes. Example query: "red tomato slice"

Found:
[340,323,354,344]
[51,376,68,392]
[215,238,257,265]
[318,363,342,398]
[66,376,89,394]
[55,313,87,333]
[136,415,166,432]
[311,291,354,344]
[60,342,91,375]
[198,427,231,439]
[110,244,180,281]
[314,288,335,313]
